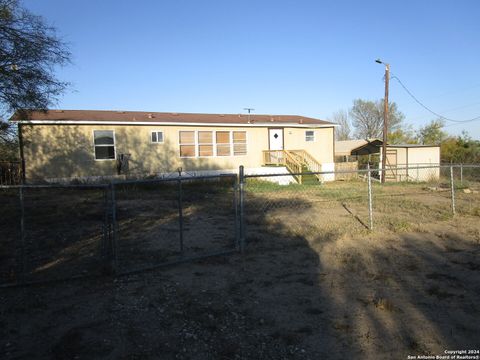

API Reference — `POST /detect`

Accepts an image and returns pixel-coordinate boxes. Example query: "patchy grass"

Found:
[1,177,479,359]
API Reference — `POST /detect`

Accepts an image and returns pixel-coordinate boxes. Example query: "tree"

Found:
[0,0,70,158]
[441,131,480,163]
[349,99,405,139]
[330,110,351,141]
[388,127,417,145]
[418,119,447,145]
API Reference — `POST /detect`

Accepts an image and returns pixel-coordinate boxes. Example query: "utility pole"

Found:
[376,59,389,183]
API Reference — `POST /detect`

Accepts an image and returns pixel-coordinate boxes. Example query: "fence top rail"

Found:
[111,173,237,186]
[0,184,109,190]
[244,163,480,178]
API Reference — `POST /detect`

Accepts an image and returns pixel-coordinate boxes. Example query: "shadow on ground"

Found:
[0,187,479,359]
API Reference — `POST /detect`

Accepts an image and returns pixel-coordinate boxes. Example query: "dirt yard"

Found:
[1,180,479,359]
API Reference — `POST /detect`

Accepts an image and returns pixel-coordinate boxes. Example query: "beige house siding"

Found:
[283,127,334,164]
[21,124,334,180]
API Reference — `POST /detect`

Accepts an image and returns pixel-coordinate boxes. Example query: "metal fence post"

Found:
[102,186,112,270]
[102,188,108,258]
[110,183,118,273]
[233,178,240,249]
[460,163,463,185]
[239,165,246,253]
[450,165,456,216]
[18,186,26,284]
[177,171,184,255]
[367,164,374,230]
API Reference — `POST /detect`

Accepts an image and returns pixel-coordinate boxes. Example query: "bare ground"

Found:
[1,181,479,359]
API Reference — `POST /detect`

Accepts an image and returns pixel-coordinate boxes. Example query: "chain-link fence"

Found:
[453,164,480,216]
[112,175,239,274]
[0,162,21,185]
[0,184,110,286]
[240,164,480,248]
[1,164,479,287]
[0,174,239,286]
[242,170,370,251]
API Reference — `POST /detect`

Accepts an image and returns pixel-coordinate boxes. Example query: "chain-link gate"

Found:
[112,174,239,274]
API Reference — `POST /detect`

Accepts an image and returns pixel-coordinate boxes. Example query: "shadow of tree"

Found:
[0,179,479,359]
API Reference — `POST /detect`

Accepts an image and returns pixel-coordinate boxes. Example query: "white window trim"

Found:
[151,130,164,144]
[305,130,315,142]
[93,129,116,161]
[178,130,248,158]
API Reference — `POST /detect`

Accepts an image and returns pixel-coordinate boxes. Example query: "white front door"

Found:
[269,128,284,150]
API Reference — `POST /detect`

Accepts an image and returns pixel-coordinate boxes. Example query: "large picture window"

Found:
[94,130,115,160]
[178,130,247,158]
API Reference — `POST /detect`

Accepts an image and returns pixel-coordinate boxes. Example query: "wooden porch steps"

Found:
[262,149,323,184]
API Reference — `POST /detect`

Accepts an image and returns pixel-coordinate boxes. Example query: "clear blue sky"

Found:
[24,0,480,139]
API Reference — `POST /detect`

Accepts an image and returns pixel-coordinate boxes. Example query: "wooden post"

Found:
[381,63,390,183]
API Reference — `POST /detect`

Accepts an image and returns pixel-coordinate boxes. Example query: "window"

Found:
[178,130,247,157]
[305,130,315,142]
[151,131,164,143]
[94,130,115,160]
[198,131,213,157]
[233,131,247,155]
[179,131,195,157]
[216,131,230,156]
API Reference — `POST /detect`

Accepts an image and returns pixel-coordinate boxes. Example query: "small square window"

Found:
[305,130,315,142]
[151,131,164,143]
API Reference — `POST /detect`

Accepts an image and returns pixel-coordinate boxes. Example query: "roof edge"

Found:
[16,119,339,128]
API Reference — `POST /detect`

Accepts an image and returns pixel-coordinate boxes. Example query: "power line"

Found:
[391,75,480,124]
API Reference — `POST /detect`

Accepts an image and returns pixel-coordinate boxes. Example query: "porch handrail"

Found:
[290,150,322,180]
[262,150,303,183]
[284,150,303,184]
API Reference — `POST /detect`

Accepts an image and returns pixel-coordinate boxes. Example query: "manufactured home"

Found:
[12,110,337,183]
